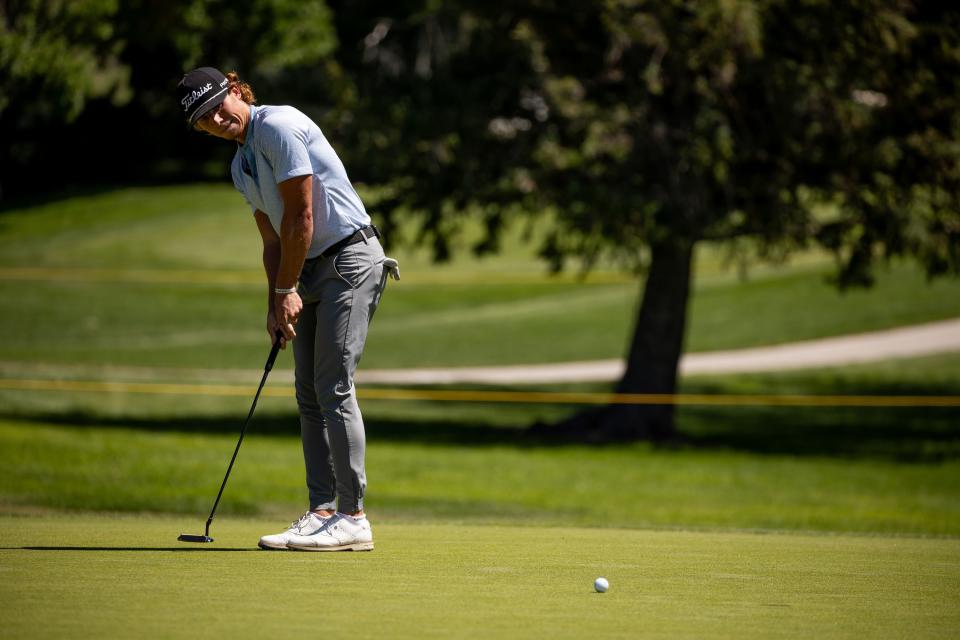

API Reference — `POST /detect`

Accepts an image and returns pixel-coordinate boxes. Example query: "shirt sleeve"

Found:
[258,114,314,184]
[230,156,257,214]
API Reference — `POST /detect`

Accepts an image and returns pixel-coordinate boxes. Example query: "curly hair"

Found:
[226,71,256,104]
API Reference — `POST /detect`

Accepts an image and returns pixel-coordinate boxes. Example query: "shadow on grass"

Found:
[18,546,255,552]
[678,405,959,463]
[0,410,537,446]
[676,376,960,462]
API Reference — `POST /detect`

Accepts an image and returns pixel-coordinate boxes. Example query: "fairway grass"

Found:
[1,514,958,639]
[3,184,960,370]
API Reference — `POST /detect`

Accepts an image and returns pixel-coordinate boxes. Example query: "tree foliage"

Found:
[327,1,544,259]
[1,0,128,184]
[2,0,957,438]
[332,0,960,439]
[0,0,127,124]
[0,0,338,198]
[335,0,959,282]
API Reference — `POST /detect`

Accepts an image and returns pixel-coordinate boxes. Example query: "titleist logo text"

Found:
[182,83,213,111]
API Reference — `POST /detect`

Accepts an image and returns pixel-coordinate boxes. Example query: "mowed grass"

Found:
[2,515,959,640]
[1,354,958,535]
[1,415,958,535]
[2,184,960,369]
[0,185,956,536]
[2,184,959,638]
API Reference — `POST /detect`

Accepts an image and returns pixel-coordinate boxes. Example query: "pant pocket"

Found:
[332,246,376,289]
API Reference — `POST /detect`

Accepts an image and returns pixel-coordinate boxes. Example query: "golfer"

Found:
[178,67,392,551]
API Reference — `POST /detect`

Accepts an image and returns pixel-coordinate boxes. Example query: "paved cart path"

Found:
[357,317,960,384]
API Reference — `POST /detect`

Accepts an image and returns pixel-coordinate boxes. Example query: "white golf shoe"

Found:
[258,511,331,550]
[286,513,374,552]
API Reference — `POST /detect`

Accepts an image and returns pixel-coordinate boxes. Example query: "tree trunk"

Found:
[533,237,695,442]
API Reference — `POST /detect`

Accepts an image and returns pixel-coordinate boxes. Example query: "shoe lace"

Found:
[289,511,315,533]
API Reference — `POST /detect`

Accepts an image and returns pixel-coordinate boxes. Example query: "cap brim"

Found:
[188,87,229,125]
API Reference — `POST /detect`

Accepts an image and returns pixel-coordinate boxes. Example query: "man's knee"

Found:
[316,381,354,413]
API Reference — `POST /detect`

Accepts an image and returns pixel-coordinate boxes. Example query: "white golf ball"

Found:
[594,577,609,593]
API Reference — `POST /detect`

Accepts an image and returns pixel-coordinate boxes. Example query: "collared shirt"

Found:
[231,104,370,258]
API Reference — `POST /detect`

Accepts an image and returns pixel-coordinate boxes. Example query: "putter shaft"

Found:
[178,333,282,544]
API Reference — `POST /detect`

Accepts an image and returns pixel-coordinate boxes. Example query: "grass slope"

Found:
[2,515,958,639]
[1,184,960,369]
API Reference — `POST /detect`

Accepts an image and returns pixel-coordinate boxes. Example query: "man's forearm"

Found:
[275,207,312,289]
[262,242,282,313]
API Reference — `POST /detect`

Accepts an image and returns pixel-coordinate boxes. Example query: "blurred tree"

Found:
[327,1,544,257]
[0,0,339,198]
[0,0,129,195]
[332,0,960,441]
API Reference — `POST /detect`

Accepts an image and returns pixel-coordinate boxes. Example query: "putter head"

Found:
[178,533,214,543]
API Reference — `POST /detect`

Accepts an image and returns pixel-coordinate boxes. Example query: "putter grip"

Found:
[265,331,283,372]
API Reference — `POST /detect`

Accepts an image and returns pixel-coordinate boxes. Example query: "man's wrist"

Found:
[274,286,298,295]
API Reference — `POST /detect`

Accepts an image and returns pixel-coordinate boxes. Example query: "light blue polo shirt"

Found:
[231,104,371,258]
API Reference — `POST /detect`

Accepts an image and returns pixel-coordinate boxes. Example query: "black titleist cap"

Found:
[178,67,230,125]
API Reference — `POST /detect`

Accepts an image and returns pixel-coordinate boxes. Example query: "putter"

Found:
[178,331,284,544]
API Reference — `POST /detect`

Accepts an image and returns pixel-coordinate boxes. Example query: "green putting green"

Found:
[2,514,958,639]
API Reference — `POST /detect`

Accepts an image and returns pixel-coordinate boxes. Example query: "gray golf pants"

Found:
[293,236,386,513]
